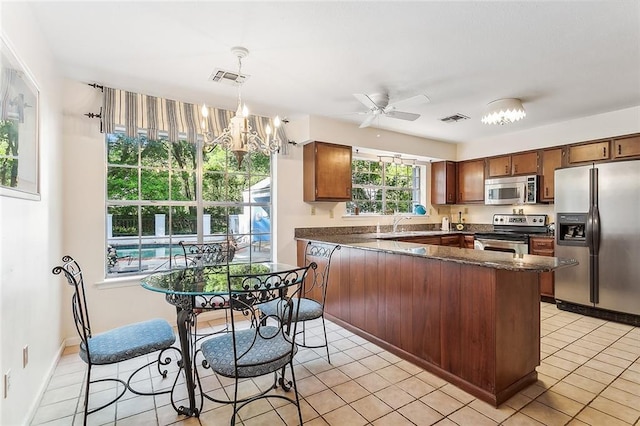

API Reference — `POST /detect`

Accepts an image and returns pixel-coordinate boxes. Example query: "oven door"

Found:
[474,238,529,255]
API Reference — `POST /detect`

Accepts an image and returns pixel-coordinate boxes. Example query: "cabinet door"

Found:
[540,148,563,202]
[511,152,538,175]
[457,159,485,203]
[440,235,462,247]
[567,141,610,164]
[431,161,456,205]
[463,235,474,249]
[613,135,640,159]
[303,141,352,201]
[487,156,511,177]
[530,238,555,299]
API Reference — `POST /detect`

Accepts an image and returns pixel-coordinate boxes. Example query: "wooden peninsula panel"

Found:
[297,240,540,406]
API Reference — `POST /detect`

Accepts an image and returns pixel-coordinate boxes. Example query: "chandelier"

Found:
[481,98,526,125]
[201,46,281,165]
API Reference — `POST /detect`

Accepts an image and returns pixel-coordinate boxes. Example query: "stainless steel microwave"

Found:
[484,175,538,205]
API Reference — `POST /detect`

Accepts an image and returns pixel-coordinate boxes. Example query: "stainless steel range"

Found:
[474,214,548,255]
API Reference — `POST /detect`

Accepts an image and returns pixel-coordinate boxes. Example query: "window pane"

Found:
[171,171,196,201]
[171,206,197,236]
[170,140,196,171]
[107,166,138,200]
[107,134,138,166]
[140,169,169,200]
[140,138,169,168]
[141,205,169,236]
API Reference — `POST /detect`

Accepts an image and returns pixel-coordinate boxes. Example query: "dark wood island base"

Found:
[299,241,541,407]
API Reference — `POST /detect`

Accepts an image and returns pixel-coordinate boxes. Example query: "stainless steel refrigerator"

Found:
[555,160,640,317]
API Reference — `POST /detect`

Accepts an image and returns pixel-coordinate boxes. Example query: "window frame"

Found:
[104,129,273,277]
[348,156,422,215]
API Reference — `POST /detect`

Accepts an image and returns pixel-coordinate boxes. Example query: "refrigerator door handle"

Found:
[587,167,601,304]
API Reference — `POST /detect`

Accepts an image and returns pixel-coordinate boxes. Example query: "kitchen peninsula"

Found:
[295,229,577,406]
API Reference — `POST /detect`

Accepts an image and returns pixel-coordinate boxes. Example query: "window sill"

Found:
[343,213,430,219]
[96,274,149,289]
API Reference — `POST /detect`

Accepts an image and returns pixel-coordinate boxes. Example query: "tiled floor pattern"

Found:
[32,302,640,425]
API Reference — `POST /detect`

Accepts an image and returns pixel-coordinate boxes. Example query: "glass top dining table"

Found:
[139,261,306,417]
[140,262,303,296]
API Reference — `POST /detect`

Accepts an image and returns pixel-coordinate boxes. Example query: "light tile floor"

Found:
[31,302,640,425]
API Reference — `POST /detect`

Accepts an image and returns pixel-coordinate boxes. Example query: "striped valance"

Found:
[102,87,287,144]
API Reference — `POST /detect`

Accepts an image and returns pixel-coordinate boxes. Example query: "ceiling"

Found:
[27,1,640,145]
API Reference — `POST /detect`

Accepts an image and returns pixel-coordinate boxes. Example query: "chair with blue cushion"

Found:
[197,263,314,425]
[52,255,180,425]
[259,242,340,364]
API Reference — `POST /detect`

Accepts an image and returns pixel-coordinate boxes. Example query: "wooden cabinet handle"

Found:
[545,187,548,196]
[603,147,607,157]
[514,164,518,173]
[618,144,622,155]
[505,165,509,173]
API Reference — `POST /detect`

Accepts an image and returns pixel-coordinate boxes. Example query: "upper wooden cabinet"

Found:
[487,152,538,177]
[487,155,511,177]
[613,135,640,159]
[511,152,539,175]
[567,140,610,164]
[540,148,563,202]
[457,159,485,203]
[303,141,352,202]
[430,161,456,205]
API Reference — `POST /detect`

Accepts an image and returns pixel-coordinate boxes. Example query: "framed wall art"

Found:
[0,34,40,200]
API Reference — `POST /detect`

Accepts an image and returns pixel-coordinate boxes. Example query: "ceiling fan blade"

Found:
[385,94,430,112]
[359,114,377,128]
[353,93,379,110]
[385,110,420,121]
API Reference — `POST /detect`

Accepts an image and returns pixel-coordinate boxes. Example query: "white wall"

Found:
[0,3,64,425]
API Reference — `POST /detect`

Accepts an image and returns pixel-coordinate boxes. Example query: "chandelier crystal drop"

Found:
[201,46,281,165]
[481,98,526,125]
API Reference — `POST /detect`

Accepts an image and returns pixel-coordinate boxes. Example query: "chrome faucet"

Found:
[392,215,412,233]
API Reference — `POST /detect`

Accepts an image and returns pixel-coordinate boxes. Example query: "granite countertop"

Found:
[296,232,576,273]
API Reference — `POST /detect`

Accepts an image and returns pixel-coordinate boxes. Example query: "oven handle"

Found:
[475,238,527,249]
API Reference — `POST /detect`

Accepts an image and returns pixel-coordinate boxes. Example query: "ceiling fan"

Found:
[353,92,430,128]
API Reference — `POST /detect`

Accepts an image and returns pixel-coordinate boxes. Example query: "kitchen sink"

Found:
[375,230,455,239]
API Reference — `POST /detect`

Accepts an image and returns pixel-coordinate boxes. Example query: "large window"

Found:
[105,132,272,276]
[348,158,421,215]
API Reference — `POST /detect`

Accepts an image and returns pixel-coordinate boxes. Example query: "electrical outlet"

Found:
[429,208,433,215]
[329,209,334,219]
[464,207,468,214]
[310,206,316,216]
[23,345,28,368]
[3,370,10,399]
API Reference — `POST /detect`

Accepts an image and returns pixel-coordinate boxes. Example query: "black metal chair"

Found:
[179,240,236,268]
[179,240,237,337]
[197,263,314,425]
[260,242,341,363]
[52,255,180,425]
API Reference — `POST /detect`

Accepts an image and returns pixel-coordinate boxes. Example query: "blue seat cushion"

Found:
[260,298,323,322]
[200,326,296,378]
[80,318,176,365]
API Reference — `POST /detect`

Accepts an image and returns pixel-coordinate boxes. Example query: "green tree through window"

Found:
[106,132,272,276]
[348,158,420,214]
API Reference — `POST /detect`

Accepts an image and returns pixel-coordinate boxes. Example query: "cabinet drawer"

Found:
[532,249,554,257]
[530,239,553,251]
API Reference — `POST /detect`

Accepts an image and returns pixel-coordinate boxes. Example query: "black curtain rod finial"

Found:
[84,106,104,133]
[87,83,104,92]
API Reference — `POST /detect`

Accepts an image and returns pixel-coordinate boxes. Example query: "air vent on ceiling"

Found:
[209,68,249,85]
[440,113,470,123]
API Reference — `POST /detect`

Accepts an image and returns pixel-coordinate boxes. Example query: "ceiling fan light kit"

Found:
[481,98,526,125]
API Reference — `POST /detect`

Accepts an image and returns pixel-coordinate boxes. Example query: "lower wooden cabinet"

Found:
[529,237,554,299]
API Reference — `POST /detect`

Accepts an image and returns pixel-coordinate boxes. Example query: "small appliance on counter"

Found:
[441,217,450,231]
